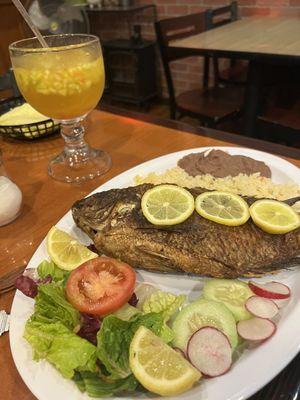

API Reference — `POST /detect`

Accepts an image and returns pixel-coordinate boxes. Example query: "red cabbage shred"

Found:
[128,293,138,307]
[77,313,101,345]
[15,276,38,298]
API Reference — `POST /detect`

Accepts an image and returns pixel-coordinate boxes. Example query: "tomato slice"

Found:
[65,257,136,316]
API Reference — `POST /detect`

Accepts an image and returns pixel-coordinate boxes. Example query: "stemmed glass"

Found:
[9,34,111,183]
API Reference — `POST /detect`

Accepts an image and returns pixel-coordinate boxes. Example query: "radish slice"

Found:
[248,281,290,299]
[237,317,276,341]
[245,296,279,319]
[264,282,291,297]
[273,297,290,309]
[187,327,232,377]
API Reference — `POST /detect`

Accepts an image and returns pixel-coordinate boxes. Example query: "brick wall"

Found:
[90,0,300,99]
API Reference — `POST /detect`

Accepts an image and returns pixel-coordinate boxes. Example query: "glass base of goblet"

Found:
[48,145,111,184]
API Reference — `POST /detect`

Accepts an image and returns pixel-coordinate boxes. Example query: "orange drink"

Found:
[12,47,104,120]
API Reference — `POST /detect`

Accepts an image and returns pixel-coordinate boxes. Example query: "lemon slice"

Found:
[141,184,194,225]
[292,201,300,214]
[129,326,201,396]
[250,199,300,234]
[195,191,250,226]
[46,226,98,270]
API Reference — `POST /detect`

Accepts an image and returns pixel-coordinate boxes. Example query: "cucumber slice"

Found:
[172,299,238,352]
[203,279,253,321]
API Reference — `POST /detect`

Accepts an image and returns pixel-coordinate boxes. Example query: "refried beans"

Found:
[178,150,271,178]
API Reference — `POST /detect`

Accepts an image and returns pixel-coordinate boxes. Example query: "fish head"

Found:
[72,184,152,240]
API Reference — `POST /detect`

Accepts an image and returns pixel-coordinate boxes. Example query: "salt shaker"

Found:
[0,149,22,226]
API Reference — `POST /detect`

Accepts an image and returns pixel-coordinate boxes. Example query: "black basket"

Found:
[0,97,60,140]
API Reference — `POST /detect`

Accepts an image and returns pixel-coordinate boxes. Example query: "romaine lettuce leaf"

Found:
[97,313,164,379]
[24,320,68,360]
[73,371,138,398]
[47,334,97,379]
[135,283,158,310]
[113,303,141,321]
[37,259,69,282]
[142,291,186,343]
[33,283,80,330]
[160,323,175,343]
[24,320,97,379]
[142,290,186,320]
[73,371,86,393]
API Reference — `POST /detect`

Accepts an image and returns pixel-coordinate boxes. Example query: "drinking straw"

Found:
[11,0,48,48]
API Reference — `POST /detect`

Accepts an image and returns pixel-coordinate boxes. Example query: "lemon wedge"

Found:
[250,199,300,234]
[141,184,194,225]
[195,191,250,226]
[129,326,201,396]
[46,226,98,270]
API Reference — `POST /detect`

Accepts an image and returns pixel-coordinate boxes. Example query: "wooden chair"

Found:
[155,12,243,127]
[0,69,20,98]
[205,1,247,87]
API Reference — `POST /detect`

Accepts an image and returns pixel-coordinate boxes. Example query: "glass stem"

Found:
[60,119,89,167]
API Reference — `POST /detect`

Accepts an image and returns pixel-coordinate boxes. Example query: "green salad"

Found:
[18,259,188,397]
[15,228,288,398]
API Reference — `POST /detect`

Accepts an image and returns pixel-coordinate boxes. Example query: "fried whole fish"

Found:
[72,184,300,278]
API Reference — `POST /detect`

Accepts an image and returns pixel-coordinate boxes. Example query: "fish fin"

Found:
[135,245,171,260]
[135,245,182,272]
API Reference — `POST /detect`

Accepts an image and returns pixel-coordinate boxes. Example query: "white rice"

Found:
[134,166,300,201]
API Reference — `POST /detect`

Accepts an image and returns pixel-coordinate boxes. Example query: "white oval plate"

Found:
[10,146,300,400]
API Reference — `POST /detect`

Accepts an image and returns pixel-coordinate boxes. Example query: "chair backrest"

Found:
[0,69,20,98]
[155,13,206,106]
[205,1,238,30]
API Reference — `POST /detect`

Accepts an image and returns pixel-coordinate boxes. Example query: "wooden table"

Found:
[169,17,300,136]
[1,107,300,400]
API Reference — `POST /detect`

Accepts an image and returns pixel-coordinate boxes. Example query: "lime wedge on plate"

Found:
[46,226,98,270]
[141,184,194,225]
[129,326,201,396]
[250,199,300,234]
[195,191,250,226]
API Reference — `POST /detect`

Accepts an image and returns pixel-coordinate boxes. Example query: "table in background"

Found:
[169,17,300,136]
[0,106,299,400]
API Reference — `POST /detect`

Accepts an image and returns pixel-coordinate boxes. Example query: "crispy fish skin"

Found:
[72,184,300,278]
